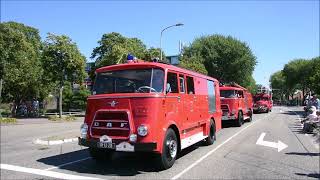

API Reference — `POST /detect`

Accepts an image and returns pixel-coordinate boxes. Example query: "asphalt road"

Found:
[1,106,319,179]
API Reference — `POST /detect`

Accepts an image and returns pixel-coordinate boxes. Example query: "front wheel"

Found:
[236,111,243,127]
[204,120,216,145]
[248,111,253,122]
[157,128,178,170]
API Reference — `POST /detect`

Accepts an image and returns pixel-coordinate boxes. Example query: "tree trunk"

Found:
[59,87,63,118]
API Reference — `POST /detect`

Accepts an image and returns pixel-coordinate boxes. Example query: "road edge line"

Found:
[0,163,101,180]
[33,138,78,146]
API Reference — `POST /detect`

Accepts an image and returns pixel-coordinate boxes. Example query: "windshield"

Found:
[220,90,236,98]
[92,68,164,94]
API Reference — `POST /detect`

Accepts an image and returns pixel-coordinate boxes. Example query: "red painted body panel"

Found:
[83,62,222,154]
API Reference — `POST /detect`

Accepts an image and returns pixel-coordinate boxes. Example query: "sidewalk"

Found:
[1,117,84,126]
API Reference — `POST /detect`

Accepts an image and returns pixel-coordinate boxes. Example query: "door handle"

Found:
[177,96,181,102]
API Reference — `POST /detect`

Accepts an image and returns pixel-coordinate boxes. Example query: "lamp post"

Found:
[160,23,184,61]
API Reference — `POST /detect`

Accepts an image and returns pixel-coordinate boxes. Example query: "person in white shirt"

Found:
[302,106,319,133]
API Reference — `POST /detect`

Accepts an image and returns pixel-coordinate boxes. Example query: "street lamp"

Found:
[160,23,184,61]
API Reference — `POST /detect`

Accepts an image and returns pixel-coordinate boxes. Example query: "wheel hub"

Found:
[167,139,177,158]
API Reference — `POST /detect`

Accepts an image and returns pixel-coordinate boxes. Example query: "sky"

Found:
[1,0,319,87]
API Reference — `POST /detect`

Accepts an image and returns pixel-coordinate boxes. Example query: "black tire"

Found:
[89,147,114,162]
[266,108,269,113]
[204,120,216,145]
[236,111,243,127]
[248,110,253,122]
[157,128,178,170]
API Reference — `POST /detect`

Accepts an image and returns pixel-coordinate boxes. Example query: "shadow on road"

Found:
[295,172,320,179]
[222,121,236,128]
[286,152,320,156]
[281,109,304,117]
[37,143,201,176]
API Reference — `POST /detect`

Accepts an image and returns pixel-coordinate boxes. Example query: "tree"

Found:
[270,71,287,101]
[308,57,320,94]
[143,47,165,61]
[282,59,312,98]
[179,54,207,75]
[0,22,43,111]
[91,32,147,67]
[42,33,86,117]
[244,76,258,94]
[181,34,257,89]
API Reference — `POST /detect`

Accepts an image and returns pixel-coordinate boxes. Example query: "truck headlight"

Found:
[137,125,148,136]
[80,123,88,139]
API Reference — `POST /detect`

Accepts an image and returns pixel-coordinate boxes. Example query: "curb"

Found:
[33,138,78,146]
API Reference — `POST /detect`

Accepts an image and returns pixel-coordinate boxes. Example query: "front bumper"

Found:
[78,137,157,152]
[253,106,268,112]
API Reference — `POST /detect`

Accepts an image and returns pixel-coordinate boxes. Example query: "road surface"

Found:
[1,106,319,179]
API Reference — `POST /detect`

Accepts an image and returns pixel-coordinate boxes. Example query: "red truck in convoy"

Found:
[253,93,273,113]
[79,60,222,169]
[220,84,253,127]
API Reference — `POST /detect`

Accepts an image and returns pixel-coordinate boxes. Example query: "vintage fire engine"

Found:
[220,83,253,127]
[253,93,273,113]
[79,58,222,169]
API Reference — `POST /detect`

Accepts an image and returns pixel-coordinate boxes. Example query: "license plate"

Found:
[98,142,115,149]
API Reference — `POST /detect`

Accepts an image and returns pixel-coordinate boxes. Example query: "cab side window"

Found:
[186,76,195,94]
[238,91,244,98]
[179,75,185,93]
[166,72,178,93]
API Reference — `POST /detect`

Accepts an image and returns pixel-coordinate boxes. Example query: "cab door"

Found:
[178,74,189,130]
[165,71,184,129]
[238,90,245,113]
[181,75,197,130]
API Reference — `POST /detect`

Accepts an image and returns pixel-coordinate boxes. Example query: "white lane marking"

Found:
[256,132,288,152]
[0,164,101,180]
[44,157,92,171]
[33,138,78,146]
[171,114,270,180]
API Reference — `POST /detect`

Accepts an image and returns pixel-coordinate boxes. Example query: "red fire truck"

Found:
[220,84,253,127]
[253,93,273,113]
[79,61,222,169]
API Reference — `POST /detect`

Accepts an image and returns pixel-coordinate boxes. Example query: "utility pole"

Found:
[160,23,184,61]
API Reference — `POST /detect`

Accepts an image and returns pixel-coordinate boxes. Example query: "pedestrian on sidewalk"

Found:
[302,106,319,133]
[307,94,320,110]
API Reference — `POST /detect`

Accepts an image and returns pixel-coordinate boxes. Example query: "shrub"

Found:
[0,118,17,124]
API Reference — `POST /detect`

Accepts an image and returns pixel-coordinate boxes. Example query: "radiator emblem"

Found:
[108,100,118,107]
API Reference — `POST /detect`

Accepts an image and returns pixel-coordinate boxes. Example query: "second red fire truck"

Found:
[220,83,253,127]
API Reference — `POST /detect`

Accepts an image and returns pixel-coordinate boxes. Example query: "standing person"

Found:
[32,98,39,117]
